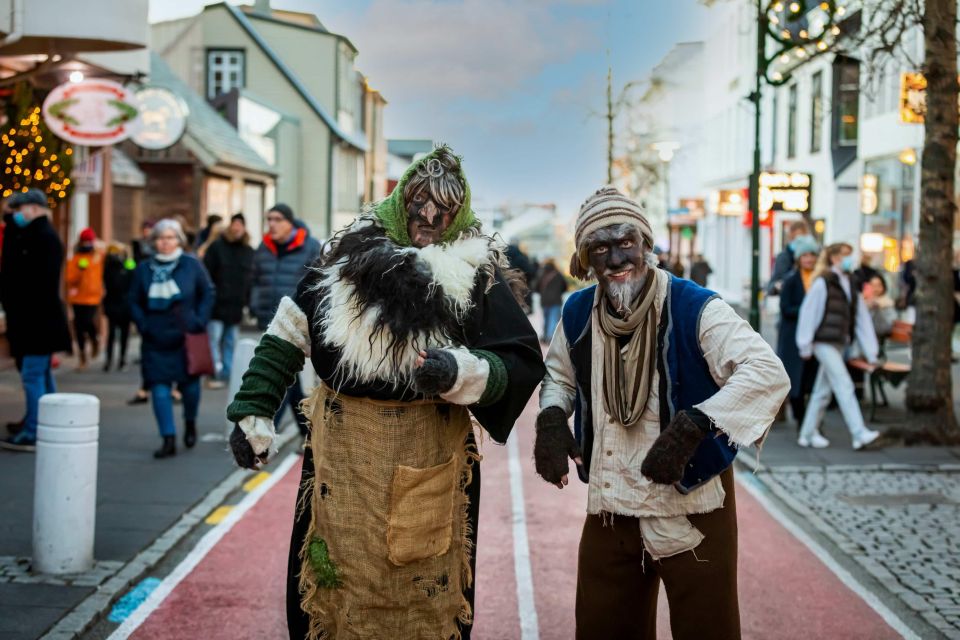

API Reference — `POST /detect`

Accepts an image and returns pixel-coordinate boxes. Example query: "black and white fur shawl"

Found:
[309,218,526,389]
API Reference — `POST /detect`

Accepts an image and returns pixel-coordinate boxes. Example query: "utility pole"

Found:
[749,0,766,332]
[606,64,614,184]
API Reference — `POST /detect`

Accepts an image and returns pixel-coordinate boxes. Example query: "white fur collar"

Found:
[318,234,495,388]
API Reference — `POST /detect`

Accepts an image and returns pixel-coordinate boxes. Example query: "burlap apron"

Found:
[298,384,478,640]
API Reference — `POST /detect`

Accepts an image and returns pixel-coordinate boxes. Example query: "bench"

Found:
[847,320,913,421]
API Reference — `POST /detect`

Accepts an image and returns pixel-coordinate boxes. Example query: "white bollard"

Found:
[225,338,258,436]
[33,393,100,575]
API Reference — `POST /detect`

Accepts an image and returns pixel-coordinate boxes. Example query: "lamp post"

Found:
[747,0,842,331]
[652,140,679,255]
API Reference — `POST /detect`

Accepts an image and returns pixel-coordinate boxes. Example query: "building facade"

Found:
[152,1,380,239]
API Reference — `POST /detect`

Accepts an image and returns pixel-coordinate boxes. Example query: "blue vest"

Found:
[560,275,738,494]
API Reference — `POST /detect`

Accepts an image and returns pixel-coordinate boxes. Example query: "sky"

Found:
[149,0,709,217]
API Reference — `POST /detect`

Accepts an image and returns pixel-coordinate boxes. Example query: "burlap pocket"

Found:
[386,455,457,566]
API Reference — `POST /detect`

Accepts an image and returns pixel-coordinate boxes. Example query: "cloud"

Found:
[338,0,600,101]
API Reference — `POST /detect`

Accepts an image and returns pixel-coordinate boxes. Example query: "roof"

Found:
[217,3,368,151]
[148,52,275,175]
[387,139,434,160]
[112,147,147,188]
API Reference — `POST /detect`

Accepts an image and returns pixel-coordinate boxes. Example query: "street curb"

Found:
[39,426,302,640]
[734,458,954,639]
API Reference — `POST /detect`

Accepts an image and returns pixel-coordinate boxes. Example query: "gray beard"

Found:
[604,272,647,316]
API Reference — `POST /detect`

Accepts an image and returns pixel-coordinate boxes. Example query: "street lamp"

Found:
[652,140,680,254]
[748,0,843,331]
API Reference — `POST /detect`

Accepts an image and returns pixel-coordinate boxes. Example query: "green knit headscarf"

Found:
[374,145,476,246]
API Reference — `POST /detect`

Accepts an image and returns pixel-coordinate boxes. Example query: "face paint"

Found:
[586,225,649,313]
[406,187,456,248]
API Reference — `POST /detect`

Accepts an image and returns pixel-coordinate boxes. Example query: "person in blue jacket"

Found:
[777,235,820,427]
[249,204,321,437]
[129,219,214,459]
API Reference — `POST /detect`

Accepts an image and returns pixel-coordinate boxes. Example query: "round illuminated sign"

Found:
[42,79,141,146]
[132,86,189,151]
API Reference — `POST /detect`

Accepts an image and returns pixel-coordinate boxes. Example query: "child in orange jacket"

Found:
[66,228,105,368]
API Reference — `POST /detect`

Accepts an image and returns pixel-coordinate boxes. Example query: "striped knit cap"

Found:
[571,186,653,278]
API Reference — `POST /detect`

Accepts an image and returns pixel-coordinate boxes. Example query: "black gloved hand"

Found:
[534,406,582,486]
[413,348,458,396]
[230,423,267,470]
[640,409,711,485]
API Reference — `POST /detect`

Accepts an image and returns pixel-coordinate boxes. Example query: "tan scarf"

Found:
[598,271,659,428]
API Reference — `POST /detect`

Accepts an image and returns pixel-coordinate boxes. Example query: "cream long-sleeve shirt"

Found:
[539,269,789,558]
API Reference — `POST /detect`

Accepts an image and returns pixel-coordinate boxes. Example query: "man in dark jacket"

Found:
[767,219,810,295]
[0,189,73,452]
[204,213,255,388]
[536,259,568,342]
[250,204,321,435]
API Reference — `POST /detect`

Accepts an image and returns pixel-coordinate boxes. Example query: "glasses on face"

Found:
[266,216,286,224]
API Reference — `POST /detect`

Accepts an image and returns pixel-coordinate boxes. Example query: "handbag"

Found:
[185,331,215,377]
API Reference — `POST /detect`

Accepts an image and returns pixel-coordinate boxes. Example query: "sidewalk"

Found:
[0,334,302,640]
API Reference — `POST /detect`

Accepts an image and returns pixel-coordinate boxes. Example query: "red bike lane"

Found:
[114,407,904,640]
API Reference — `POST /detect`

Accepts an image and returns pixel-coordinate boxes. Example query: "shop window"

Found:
[810,71,823,153]
[207,49,245,100]
[787,83,798,159]
[832,56,860,147]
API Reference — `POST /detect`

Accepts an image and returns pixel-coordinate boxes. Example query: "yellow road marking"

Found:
[243,471,271,493]
[205,505,233,525]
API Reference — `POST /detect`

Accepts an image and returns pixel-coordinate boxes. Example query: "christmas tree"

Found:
[1,82,74,208]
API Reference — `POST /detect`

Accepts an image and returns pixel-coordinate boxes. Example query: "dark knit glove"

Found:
[229,424,267,470]
[413,348,458,396]
[534,406,581,485]
[640,409,711,485]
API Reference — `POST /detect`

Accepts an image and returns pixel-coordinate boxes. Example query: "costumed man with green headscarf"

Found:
[227,146,545,640]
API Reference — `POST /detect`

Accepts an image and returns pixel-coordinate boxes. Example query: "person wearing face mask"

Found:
[795,242,880,450]
[66,227,105,369]
[226,146,544,639]
[0,189,73,452]
[777,235,820,427]
[535,186,789,639]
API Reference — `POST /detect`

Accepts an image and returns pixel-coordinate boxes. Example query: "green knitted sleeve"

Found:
[471,349,507,408]
[226,334,305,422]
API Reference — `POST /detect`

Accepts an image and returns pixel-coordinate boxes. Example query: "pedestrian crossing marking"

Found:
[205,506,233,525]
[243,471,271,493]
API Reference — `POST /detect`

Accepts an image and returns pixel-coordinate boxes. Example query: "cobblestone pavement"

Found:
[759,467,960,638]
[0,556,123,588]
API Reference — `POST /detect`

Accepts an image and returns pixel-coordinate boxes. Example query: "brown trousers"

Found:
[575,468,740,640]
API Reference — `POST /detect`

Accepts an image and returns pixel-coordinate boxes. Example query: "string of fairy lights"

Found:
[0,103,74,209]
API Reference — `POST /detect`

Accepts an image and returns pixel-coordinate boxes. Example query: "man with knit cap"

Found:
[535,186,789,639]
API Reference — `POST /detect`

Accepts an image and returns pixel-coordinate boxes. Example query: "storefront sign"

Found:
[71,151,103,193]
[714,189,747,216]
[42,79,141,146]
[900,73,927,124]
[759,171,811,214]
[132,86,188,151]
[860,174,879,215]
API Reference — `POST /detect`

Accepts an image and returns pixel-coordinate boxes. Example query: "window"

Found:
[771,91,779,161]
[810,71,823,153]
[833,57,860,147]
[207,49,245,100]
[787,84,798,159]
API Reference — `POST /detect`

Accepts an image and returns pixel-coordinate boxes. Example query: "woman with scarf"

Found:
[130,219,214,459]
[777,235,820,427]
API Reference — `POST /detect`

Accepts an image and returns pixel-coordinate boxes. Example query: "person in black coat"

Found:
[0,189,72,452]
[535,259,568,342]
[102,242,136,372]
[777,236,820,427]
[129,219,214,459]
[203,213,254,387]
